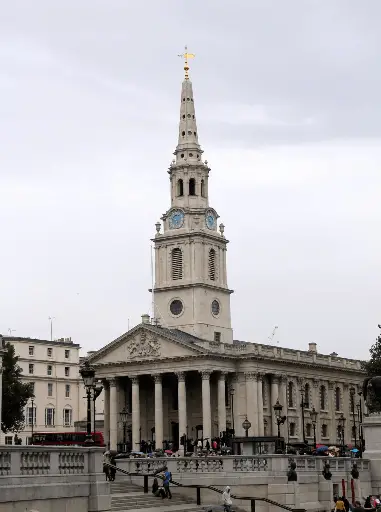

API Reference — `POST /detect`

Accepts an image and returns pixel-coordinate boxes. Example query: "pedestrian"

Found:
[223,486,232,512]
[163,466,172,499]
[152,478,166,499]
[335,497,346,512]
[349,500,376,512]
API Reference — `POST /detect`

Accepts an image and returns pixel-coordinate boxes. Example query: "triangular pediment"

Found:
[88,325,207,365]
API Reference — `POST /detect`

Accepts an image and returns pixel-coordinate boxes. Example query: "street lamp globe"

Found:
[242,416,251,435]
[273,399,283,418]
[310,406,318,425]
[80,362,96,388]
[119,407,129,424]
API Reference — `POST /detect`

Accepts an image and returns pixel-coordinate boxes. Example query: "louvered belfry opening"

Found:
[171,248,183,280]
[208,249,216,280]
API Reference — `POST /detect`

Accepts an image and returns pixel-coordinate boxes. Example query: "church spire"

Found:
[175,47,202,163]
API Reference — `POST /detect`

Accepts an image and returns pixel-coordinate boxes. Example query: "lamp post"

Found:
[273,399,287,438]
[357,390,364,457]
[338,413,346,456]
[299,387,309,444]
[230,387,235,435]
[119,407,129,452]
[31,396,35,443]
[79,361,96,444]
[310,406,318,449]
[350,388,358,450]
[242,416,252,437]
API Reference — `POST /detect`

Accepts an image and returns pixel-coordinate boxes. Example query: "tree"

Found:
[2,342,34,433]
[362,325,381,377]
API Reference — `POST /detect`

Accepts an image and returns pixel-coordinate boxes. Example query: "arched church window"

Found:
[201,179,205,197]
[177,179,184,197]
[171,248,183,280]
[208,249,216,281]
[189,178,196,196]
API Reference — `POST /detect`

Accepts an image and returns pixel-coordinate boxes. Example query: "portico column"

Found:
[328,381,336,443]
[131,376,140,450]
[177,372,187,446]
[200,371,212,444]
[257,373,264,436]
[102,380,110,448]
[109,378,118,451]
[245,372,258,435]
[218,372,227,436]
[271,374,280,436]
[154,374,163,449]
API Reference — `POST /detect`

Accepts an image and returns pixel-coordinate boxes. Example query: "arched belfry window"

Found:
[208,249,216,280]
[201,179,205,197]
[171,248,183,280]
[177,179,184,197]
[189,178,196,196]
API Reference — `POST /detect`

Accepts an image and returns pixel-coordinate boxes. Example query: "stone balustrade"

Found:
[117,454,370,477]
[0,446,110,512]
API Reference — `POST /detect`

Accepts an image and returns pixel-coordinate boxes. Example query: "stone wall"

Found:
[0,446,110,512]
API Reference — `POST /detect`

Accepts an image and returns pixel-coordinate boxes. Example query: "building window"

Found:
[304,383,310,408]
[63,408,72,427]
[177,179,184,197]
[48,383,53,397]
[350,388,356,409]
[322,424,328,437]
[289,422,296,437]
[320,385,326,410]
[47,347,53,357]
[335,387,341,411]
[189,178,196,196]
[64,367,70,377]
[65,349,70,359]
[65,384,70,398]
[171,248,183,280]
[351,425,357,439]
[28,364,34,375]
[288,382,294,408]
[29,346,34,356]
[263,419,268,436]
[5,436,12,445]
[306,423,312,437]
[27,407,36,426]
[29,382,35,395]
[208,249,216,280]
[45,407,55,426]
[214,332,221,342]
[201,179,205,197]
[47,365,53,376]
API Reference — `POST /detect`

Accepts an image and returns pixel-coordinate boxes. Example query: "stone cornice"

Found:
[151,282,234,294]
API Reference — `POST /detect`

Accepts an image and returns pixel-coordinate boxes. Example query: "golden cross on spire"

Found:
[178,45,195,80]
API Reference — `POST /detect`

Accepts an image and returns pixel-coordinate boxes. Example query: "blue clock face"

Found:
[169,209,184,229]
[205,211,216,230]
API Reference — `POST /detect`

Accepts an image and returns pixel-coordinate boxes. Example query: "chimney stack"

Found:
[141,314,150,325]
[308,342,317,353]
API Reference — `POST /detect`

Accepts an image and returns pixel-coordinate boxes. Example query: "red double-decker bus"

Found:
[31,431,105,447]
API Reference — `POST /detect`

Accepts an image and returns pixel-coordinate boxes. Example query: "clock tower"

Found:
[152,52,234,344]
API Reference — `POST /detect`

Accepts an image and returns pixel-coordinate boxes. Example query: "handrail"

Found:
[104,462,305,512]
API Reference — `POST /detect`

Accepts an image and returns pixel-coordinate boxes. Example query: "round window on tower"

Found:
[211,299,220,317]
[170,299,184,317]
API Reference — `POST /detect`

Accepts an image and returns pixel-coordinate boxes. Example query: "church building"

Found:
[88,57,364,453]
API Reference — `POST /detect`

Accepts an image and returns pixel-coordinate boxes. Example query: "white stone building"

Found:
[2,336,84,445]
[87,62,365,452]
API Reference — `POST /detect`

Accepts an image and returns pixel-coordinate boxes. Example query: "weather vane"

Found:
[178,45,195,80]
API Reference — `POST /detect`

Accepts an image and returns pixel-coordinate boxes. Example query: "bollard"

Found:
[143,475,148,494]
[251,499,256,512]
[196,487,201,505]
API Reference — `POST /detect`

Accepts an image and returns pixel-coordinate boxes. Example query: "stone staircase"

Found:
[110,480,202,512]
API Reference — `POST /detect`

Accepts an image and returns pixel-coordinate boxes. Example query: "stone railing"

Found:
[0,446,110,512]
[118,455,370,477]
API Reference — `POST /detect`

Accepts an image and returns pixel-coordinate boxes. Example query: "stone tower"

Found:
[152,55,233,343]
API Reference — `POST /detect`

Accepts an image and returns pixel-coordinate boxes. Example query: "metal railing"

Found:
[104,462,306,512]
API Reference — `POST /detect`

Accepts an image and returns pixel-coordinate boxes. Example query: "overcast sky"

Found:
[1,1,380,360]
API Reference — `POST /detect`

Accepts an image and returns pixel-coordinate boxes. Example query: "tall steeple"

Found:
[151,51,234,344]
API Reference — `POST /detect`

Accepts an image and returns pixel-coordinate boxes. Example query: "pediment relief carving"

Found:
[127,331,160,359]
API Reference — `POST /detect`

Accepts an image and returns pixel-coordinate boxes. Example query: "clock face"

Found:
[169,209,185,229]
[205,210,216,230]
